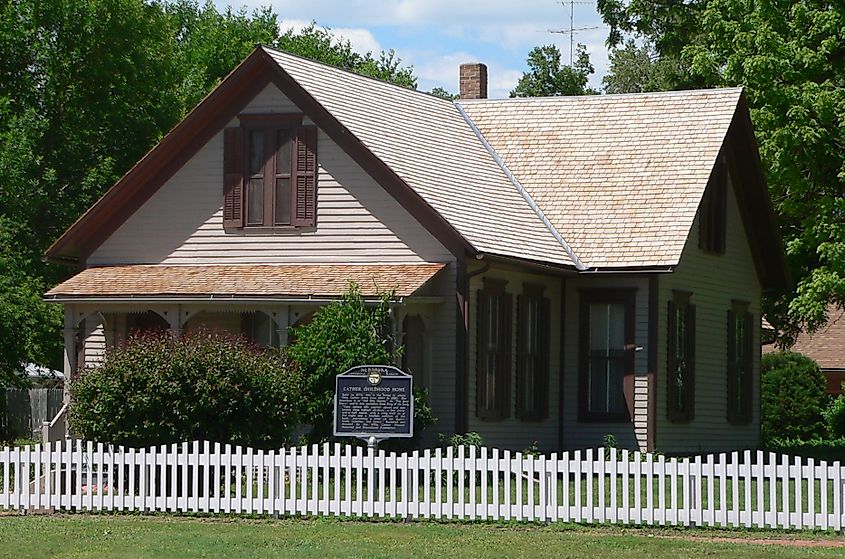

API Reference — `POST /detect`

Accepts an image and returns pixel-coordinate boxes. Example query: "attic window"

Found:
[699,156,727,254]
[223,115,317,229]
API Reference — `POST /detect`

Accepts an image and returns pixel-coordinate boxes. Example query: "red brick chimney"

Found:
[459,63,487,99]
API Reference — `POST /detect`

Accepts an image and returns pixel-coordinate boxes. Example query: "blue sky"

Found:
[212,0,611,98]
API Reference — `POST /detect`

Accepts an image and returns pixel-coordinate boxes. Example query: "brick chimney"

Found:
[459,63,487,99]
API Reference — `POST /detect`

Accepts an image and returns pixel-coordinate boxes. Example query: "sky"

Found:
[212,0,611,99]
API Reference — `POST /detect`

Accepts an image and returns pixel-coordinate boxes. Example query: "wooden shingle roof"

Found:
[45,264,445,299]
[460,90,742,268]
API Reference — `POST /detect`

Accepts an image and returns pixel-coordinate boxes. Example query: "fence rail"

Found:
[1,441,843,531]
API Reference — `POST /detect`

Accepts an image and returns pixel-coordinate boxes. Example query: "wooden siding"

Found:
[562,276,651,451]
[467,264,563,451]
[88,84,452,266]
[656,174,762,453]
[81,317,106,369]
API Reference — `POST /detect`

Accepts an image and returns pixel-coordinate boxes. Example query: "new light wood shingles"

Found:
[45,264,445,298]
[789,306,845,370]
[460,90,743,268]
[265,47,576,267]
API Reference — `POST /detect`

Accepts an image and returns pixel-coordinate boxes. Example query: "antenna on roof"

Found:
[549,0,599,66]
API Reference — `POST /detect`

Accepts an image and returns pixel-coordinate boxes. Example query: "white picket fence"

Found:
[1,440,843,531]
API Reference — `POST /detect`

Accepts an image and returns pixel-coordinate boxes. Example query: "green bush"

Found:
[69,330,302,448]
[824,393,845,438]
[760,351,829,444]
[287,283,436,442]
[765,437,845,462]
[439,432,483,448]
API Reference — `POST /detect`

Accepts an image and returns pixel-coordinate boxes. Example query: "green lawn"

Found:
[0,515,843,559]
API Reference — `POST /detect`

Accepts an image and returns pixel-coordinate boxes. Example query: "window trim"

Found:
[516,283,550,421]
[578,288,637,423]
[666,290,696,423]
[476,277,512,421]
[727,300,754,425]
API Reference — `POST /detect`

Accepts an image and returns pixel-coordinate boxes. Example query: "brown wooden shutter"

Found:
[475,289,488,418]
[742,311,754,423]
[686,304,697,421]
[515,295,526,419]
[666,300,679,422]
[537,296,551,420]
[293,125,318,227]
[726,309,737,423]
[223,127,244,228]
[497,293,513,419]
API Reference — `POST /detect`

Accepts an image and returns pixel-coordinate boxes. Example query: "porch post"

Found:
[274,306,290,347]
[165,305,183,337]
[62,307,79,405]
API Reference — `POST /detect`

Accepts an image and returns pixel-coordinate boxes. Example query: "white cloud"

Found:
[279,18,382,55]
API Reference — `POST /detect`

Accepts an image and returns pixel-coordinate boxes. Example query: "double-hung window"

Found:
[579,289,636,422]
[667,291,696,422]
[727,301,754,424]
[516,284,550,420]
[223,115,317,229]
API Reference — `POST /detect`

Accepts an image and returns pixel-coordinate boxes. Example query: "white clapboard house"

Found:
[43,46,789,453]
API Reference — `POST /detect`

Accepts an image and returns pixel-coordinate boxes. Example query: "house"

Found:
[43,46,789,453]
[764,305,845,396]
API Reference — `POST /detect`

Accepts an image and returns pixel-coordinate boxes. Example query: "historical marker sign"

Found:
[334,365,413,439]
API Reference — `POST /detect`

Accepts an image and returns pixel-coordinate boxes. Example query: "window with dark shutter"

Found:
[727,301,754,424]
[667,291,696,423]
[477,278,512,421]
[223,115,317,229]
[699,156,727,254]
[516,283,550,421]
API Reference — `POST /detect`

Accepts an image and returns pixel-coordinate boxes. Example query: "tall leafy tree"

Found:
[599,0,845,338]
[603,39,681,93]
[510,44,597,97]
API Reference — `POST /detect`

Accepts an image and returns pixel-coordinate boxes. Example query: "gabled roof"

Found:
[460,90,740,268]
[45,46,788,287]
[787,306,845,371]
[44,264,445,299]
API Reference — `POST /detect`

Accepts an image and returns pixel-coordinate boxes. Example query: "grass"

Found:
[0,514,843,559]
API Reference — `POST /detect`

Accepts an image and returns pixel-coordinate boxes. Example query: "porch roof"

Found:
[44,263,446,300]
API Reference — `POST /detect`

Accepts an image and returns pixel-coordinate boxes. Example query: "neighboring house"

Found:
[43,46,789,453]
[764,306,845,396]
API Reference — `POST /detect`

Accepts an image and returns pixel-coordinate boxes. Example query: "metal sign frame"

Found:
[333,365,414,441]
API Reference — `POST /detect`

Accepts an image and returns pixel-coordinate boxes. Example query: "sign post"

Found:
[334,365,414,448]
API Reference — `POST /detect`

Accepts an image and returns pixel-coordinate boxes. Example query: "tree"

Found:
[761,351,829,443]
[430,87,458,100]
[0,217,62,386]
[603,39,681,93]
[276,22,416,89]
[598,0,845,339]
[510,44,598,98]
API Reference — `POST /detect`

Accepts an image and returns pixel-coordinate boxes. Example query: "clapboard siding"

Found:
[562,276,651,451]
[423,263,458,440]
[89,84,451,266]
[656,174,762,452]
[82,317,106,368]
[467,264,563,452]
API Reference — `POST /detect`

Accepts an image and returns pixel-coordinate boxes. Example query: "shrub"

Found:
[288,284,439,442]
[439,432,483,448]
[824,392,845,438]
[760,351,829,444]
[69,330,302,448]
[766,437,845,462]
